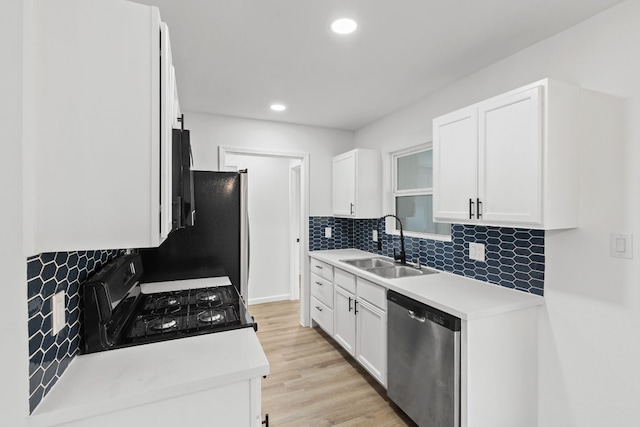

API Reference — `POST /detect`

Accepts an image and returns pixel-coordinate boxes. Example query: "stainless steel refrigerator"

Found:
[139,171,249,300]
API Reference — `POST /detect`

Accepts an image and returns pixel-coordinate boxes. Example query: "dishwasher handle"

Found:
[407,310,426,323]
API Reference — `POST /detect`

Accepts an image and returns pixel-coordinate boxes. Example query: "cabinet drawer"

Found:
[310,258,333,281]
[357,278,387,311]
[311,297,333,335]
[334,268,356,294]
[311,273,333,308]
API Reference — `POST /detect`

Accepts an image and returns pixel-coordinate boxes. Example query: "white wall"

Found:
[1,0,30,425]
[185,112,354,216]
[354,1,640,426]
[225,154,293,304]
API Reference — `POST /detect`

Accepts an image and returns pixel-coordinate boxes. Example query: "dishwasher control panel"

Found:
[387,290,461,331]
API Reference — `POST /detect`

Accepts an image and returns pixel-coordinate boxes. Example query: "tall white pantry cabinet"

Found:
[432,79,582,230]
[24,0,180,254]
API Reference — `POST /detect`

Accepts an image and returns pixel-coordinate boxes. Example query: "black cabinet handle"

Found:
[315,265,323,269]
[262,414,269,426]
[348,296,352,312]
[469,198,475,219]
[315,281,323,286]
[477,198,482,219]
[315,305,323,312]
[350,202,354,215]
[354,300,358,315]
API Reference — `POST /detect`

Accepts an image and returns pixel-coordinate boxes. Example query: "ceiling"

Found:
[133,0,623,131]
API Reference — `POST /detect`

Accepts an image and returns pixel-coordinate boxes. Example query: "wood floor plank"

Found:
[250,300,416,427]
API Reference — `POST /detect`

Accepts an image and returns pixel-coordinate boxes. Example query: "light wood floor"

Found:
[249,300,416,427]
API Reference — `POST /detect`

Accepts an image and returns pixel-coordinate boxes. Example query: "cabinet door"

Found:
[159,22,174,241]
[334,286,356,356]
[433,106,478,223]
[332,152,356,217]
[28,1,169,253]
[356,299,387,387]
[478,86,542,225]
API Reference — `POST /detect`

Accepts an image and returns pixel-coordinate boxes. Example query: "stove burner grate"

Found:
[196,290,222,303]
[197,309,226,324]
[146,316,178,332]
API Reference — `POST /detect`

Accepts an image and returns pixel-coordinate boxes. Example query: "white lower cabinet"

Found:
[333,285,356,356]
[311,296,333,335]
[309,257,388,387]
[311,268,335,335]
[355,297,386,385]
[59,378,263,427]
[333,269,387,387]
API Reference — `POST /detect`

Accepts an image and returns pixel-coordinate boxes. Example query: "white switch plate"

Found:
[610,233,633,259]
[51,291,66,336]
[324,227,332,238]
[469,242,486,262]
[372,230,378,242]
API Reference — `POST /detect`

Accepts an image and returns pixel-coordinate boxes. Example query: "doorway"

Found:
[219,147,309,325]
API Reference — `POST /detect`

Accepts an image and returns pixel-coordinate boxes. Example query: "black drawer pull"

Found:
[315,305,323,312]
[469,198,475,219]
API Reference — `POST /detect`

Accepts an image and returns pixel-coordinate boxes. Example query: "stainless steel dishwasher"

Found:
[387,290,461,427]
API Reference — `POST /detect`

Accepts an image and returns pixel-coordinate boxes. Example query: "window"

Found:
[391,143,451,239]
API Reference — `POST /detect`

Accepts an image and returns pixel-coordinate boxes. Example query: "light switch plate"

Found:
[469,242,486,262]
[324,227,332,238]
[372,230,378,242]
[610,233,633,259]
[51,291,66,336]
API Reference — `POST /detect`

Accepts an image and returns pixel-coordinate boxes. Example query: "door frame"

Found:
[289,163,301,301]
[219,146,311,327]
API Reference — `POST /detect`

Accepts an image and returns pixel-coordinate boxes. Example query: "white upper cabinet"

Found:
[479,87,542,225]
[432,106,478,223]
[332,149,382,219]
[433,79,580,229]
[25,0,177,254]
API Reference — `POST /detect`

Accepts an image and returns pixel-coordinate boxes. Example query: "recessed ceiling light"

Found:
[270,103,287,112]
[331,18,357,35]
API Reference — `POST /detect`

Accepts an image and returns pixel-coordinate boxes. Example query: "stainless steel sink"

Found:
[367,265,429,279]
[341,258,395,269]
[340,257,437,279]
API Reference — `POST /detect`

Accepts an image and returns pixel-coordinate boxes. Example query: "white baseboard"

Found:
[248,294,295,306]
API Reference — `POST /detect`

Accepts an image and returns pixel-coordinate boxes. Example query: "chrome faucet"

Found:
[378,214,406,265]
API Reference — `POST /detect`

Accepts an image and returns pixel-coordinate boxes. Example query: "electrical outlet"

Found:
[51,291,66,335]
[372,230,378,242]
[469,242,485,262]
[324,227,332,238]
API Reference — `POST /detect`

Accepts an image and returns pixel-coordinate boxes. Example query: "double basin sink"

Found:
[340,257,437,279]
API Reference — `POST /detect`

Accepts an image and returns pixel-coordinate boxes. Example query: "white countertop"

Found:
[310,249,543,320]
[30,328,269,427]
[140,276,232,293]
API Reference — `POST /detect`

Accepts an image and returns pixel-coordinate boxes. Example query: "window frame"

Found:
[389,142,451,242]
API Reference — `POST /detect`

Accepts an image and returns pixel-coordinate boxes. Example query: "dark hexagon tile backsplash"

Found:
[27,249,124,413]
[310,217,544,296]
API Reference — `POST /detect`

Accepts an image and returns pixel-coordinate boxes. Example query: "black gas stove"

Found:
[81,254,254,354]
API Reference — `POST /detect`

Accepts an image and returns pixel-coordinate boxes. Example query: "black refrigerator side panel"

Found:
[139,171,241,291]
